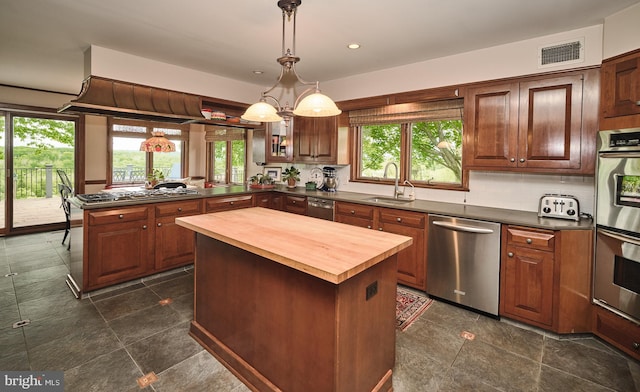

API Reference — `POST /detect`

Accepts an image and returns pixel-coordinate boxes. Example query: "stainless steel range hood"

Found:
[58,76,205,123]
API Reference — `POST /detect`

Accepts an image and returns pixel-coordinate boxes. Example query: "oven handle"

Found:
[597,227,640,246]
[599,152,640,158]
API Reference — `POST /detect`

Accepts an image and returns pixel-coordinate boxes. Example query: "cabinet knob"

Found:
[378,228,383,231]
[526,238,532,244]
[510,158,516,162]
[508,252,514,257]
[292,200,296,204]
[396,217,402,222]
[367,225,372,229]
[118,214,124,219]
[519,158,525,163]
[177,207,182,212]
[350,210,355,214]
[633,342,640,350]
[142,225,147,230]
[157,223,162,227]
[230,201,234,205]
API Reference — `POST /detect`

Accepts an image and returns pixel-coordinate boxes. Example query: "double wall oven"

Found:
[595,128,640,324]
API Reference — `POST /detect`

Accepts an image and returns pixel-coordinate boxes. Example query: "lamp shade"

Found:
[140,131,176,153]
[293,92,342,117]
[241,101,283,122]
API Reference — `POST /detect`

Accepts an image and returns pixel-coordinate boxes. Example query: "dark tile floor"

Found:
[1,231,638,391]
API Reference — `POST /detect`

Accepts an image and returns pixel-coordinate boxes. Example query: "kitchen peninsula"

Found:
[176,207,412,392]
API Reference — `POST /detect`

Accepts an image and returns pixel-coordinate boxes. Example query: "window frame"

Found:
[204,126,247,185]
[350,119,468,192]
[107,117,189,187]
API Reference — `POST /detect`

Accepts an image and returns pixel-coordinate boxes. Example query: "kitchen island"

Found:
[176,207,413,392]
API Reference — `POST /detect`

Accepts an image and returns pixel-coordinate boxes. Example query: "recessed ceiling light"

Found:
[347,43,361,50]
[253,70,264,75]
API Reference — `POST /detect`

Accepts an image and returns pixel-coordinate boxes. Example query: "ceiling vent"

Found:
[538,38,584,68]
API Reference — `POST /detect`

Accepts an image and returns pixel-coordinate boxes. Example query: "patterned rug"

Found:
[396,286,433,331]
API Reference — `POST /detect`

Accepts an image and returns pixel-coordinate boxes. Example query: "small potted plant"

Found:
[282,166,300,188]
[146,169,165,188]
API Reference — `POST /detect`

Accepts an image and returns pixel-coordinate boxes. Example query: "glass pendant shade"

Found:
[140,131,176,153]
[241,101,283,122]
[293,92,342,117]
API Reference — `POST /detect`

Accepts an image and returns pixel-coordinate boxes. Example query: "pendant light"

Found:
[140,131,176,153]
[241,0,341,123]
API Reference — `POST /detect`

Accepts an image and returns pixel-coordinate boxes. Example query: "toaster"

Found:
[538,194,580,221]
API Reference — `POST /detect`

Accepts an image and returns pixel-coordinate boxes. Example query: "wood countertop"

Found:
[176,207,412,284]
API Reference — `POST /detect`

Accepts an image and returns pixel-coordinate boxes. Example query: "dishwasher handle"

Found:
[432,220,495,234]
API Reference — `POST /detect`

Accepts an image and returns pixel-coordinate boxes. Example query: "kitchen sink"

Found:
[364,196,415,205]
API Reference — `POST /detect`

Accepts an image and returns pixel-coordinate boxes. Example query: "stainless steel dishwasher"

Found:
[427,214,501,316]
[307,197,334,221]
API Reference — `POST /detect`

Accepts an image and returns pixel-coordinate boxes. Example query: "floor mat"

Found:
[396,286,433,331]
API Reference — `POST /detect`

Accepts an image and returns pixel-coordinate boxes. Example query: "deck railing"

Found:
[13,165,74,199]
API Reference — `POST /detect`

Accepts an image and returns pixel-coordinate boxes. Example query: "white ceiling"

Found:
[1,0,638,96]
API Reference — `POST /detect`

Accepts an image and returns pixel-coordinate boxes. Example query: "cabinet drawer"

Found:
[285,195,307,215]
[88,207,149,225]
[506,226,555,251]
[335,202,374,220]
[155,199,202,217]
[379,209,425,228]
[205,195,253,212]
[593,306,640,360]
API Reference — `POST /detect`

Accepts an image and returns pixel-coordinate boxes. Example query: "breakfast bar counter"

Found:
[176,207,412,392]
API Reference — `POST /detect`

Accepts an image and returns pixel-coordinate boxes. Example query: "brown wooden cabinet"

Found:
[293,116,338,164]
[254,191,284,210]
[592,305,640,361]
[204,194,254,212]
[284,195,307,215]
[154,199,203,271]
[500,225,593,333]
[85,206,154,291]
[464,69,599,174]
[600,48,640,129]
[335,201,427,290]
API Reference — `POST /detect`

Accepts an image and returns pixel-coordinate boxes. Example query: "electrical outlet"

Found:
[137,372,158,388]
[366,281,378,300]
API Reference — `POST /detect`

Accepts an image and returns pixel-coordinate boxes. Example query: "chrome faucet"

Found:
[383,162,403,199]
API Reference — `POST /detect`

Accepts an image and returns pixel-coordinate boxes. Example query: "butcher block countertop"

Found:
[176,207,413,284]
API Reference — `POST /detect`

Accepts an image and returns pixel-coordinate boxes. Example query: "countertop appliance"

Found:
[594,128,640,323]
[320,167,339,192]
[538,194,580,221]
[427,214,501,316]
[307,197,334,221]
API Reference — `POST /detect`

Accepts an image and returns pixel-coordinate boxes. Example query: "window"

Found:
[108,118,188,186]
[351,99,466,190]
[205,127,246,185]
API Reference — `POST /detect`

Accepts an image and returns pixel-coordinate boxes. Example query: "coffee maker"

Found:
[321,167,339,192]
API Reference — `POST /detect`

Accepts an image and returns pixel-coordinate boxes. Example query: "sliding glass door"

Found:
[2,112,76,232]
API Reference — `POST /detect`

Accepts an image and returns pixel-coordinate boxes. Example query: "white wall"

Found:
[603,2,640,59]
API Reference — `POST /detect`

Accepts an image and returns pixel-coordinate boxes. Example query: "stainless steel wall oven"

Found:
[595,128,640,323]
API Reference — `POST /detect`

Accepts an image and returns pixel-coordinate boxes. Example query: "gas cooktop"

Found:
[76,188,200,203]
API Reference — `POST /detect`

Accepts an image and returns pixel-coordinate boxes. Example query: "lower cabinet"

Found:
[284,195,307,215]
[500,225,593,333]
[86,206,154,291]
[205,194,254,212]
[335,201,427,290]
[154,199,203,271]
[254,191,284,210]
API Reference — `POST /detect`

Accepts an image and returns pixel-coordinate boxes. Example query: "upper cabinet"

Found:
[265,121,294,163]
[464,68,599,175]
[600,48,640,130]
[293,116,339,164]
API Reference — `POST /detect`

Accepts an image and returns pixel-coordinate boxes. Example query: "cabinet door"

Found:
[293,116,338,164]
[500,245,554,326]
[464,82,520,168]
[87,218,153,290]
[266,121,293,163]
[518,74,583,170]
[378,209,426,290]
[601,52,640,119]
[154,200,202,270]
[284,195,307,215]
[335,202,374,229]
